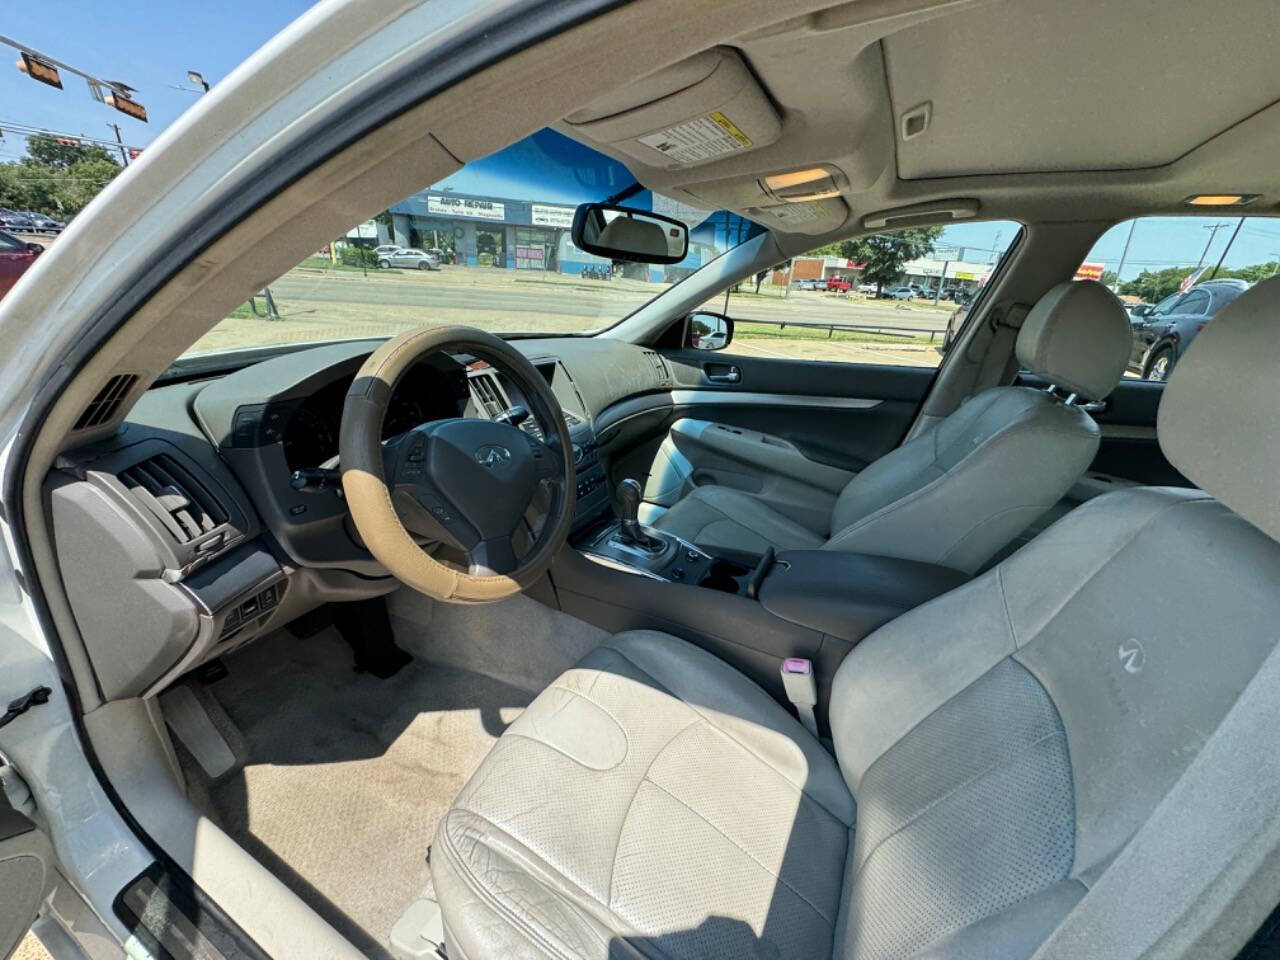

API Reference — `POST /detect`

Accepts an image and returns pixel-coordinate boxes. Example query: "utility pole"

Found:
[1208,218,1245,280]
[933,260,949,305]
[1114,219,1138,288]
[1195,222,1233,269]
[106,122,128,165]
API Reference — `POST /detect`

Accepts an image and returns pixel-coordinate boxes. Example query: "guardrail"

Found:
[734,316,950,343]
[3,227,61,241]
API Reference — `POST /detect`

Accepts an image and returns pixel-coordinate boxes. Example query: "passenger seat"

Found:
[652,280,1131,572]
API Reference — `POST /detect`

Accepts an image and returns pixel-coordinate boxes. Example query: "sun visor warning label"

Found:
[637,112,752,165]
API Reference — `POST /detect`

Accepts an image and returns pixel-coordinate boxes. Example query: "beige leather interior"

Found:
[432,279,1280,960]
[655,281,1131,572]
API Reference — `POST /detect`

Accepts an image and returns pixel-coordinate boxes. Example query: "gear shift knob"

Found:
[617,478,642,523]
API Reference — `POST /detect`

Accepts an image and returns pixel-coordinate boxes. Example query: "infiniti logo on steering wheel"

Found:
[475,444,513,468]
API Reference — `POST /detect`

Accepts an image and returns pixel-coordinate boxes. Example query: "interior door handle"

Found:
[704,364,741,384]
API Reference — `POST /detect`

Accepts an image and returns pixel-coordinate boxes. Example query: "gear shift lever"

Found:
[616,478,647,546]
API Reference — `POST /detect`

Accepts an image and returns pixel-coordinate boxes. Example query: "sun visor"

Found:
[564,48,781,170]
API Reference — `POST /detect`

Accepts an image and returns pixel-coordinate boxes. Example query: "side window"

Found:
[707,220,1021,368]
[1078,215,1279,382]
[0,233,21,252]
[1176,290,1210,316]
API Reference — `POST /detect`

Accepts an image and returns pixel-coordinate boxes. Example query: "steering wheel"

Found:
[339,326,575,602]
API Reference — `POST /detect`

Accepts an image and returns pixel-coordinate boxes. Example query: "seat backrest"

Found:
[822,280,1130,572]
[828,277,1280,960]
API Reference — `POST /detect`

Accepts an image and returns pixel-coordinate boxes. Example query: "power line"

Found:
[0,119,143,155]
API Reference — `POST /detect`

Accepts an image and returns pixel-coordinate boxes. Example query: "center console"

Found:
[556,477,972,727]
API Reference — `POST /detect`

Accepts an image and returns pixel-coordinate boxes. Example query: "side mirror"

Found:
[571,203,689,264]
[1130,304,1153,319]
[25,242,42,255]
[687,311,734,351]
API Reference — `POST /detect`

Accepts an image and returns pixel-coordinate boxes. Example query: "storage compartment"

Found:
[759,551,970,643]
[564,48,782,170]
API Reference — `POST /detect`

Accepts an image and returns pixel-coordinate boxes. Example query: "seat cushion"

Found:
[431,630,854,960]
[652,485,826,554]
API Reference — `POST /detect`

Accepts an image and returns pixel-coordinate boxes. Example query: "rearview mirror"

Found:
[687,311,733,351]
[572,203,689,264]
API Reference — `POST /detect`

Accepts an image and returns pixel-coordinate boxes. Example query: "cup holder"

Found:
[699,558,753,594]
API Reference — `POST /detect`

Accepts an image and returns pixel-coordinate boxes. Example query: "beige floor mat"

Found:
[200,625,531,959]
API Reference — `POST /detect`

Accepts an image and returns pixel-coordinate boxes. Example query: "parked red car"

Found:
[0,230,41,298]
[826,275,852,293]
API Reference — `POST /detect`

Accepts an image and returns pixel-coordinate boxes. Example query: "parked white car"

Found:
[380,247,440,270]
[373,243,403,258]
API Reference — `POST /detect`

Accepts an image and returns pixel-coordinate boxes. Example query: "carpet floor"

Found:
[197,625,532,959]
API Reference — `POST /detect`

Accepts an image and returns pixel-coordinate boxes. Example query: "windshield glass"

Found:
[184,129,762,357]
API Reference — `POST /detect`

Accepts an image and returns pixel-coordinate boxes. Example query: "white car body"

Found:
[384,247,440,269]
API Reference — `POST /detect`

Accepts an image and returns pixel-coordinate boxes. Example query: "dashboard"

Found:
[46,334,677,700]
[281,354,469,470]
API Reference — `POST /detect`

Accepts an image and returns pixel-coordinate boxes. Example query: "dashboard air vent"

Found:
[74,373,139,430]
[118,455,229,544]
[469,372,508,416]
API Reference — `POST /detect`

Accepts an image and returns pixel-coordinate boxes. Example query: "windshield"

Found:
[184,129,762,357]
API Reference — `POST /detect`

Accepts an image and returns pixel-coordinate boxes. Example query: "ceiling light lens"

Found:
[765,168,830,190]
[1185,194,1253,206]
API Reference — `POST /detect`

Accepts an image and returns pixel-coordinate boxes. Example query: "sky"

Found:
[4,3,1278,280]
[0,2,310,161]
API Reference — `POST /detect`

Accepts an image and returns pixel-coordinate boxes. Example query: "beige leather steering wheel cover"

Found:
[339,325,575,603]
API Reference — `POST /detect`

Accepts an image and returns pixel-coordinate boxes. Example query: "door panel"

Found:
[662,349,933,471]
[613,349,935,530]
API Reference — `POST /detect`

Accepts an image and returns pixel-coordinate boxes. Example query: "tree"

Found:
[26,133,119,172]
[1100,270,1119,287]
[0,135,124,218]
[1119,266,1202,303]
[753,261,789,293]
[831,226,944,295]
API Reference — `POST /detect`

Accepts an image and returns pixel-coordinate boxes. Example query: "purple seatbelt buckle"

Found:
[782,657,811,675]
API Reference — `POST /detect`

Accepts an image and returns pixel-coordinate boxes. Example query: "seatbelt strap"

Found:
[1032,640,1280,960]
[780,658,819,738]
[971,300,1031,392]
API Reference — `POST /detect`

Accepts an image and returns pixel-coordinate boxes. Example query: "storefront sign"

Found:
[1075,261,1106,282]
[515,244,546,268]
[531,204,575,228]
[427,195,506,221]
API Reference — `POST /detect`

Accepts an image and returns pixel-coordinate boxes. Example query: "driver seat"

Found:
[431,279,1280,959]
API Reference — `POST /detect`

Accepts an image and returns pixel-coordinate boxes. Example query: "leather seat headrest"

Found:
[1159,276,1280,541]
[1015,280,1130,400]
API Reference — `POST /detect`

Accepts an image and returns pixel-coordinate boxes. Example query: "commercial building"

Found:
[376,188,722,280]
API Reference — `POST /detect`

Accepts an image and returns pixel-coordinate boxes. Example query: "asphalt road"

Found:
[265,271,955,333]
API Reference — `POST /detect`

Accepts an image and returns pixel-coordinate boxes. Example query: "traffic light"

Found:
[16,52,62,89]
[104,92,147,123]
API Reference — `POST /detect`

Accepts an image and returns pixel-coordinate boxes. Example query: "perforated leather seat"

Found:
[653,280,1131,572]
[432,278,1280,959]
